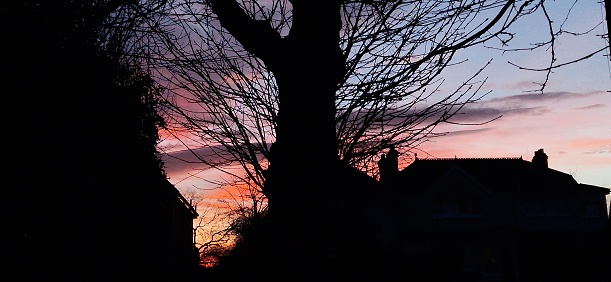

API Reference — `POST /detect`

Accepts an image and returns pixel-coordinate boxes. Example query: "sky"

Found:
[416,1,611,192]
[160,1,611,210]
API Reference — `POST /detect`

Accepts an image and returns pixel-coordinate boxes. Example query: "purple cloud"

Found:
[574,104,606,110]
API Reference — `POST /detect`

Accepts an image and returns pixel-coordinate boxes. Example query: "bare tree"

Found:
[115,0,607,275]
[182,179,268,268]
[181,189,230,268]
[134,1,606,196]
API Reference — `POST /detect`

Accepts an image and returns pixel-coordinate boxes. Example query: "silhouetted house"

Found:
[150,177,200,279]
[14,172,199,281]
[129,175,200,281]
[371,148,610,281]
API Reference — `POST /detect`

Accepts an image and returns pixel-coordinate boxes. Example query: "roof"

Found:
[394,156,608,196]
[162,177,199,218]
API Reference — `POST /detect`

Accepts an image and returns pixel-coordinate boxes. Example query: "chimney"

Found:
[378,145,399,183]
[531,148,548,168]
[386,145,399,173]
[378,154,387,182]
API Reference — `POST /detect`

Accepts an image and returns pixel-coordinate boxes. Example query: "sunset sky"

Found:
[160,1,610,209]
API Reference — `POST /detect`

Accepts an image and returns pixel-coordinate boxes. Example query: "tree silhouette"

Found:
[183,179,268,268]
[140,0,605,194]
[114,0,605,278]
[5,1,200,281]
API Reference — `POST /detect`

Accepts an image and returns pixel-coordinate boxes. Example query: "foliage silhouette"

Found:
[6,1,198,281]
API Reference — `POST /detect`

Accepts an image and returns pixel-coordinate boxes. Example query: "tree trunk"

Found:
[265,1,343,211]
[209,1,347,277]
[259,1,346,277]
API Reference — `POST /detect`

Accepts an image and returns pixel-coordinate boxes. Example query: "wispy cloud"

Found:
[160,142,270,174]
[487,91,604,104]
[448,91,607,124]
[449,105,548,124]
[582,144,611,155]
[488,91,577,103]
[449,107,503,123]
[502,106,549,116]
[444,128,494,136]
[574,104,606,110]
[161,146,226,177]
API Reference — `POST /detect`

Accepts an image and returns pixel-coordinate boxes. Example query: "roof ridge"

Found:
[417,157,523,161]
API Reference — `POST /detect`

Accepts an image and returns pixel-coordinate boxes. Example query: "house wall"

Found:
[365,183,610,281]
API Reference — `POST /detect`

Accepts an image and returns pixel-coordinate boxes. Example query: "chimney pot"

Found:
[532,148,548,168]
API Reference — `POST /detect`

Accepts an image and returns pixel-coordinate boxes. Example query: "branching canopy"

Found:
[109,0,607,189]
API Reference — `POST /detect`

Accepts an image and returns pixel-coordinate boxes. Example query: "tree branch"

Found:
[208,0,285,71]
[508,47,607,71]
